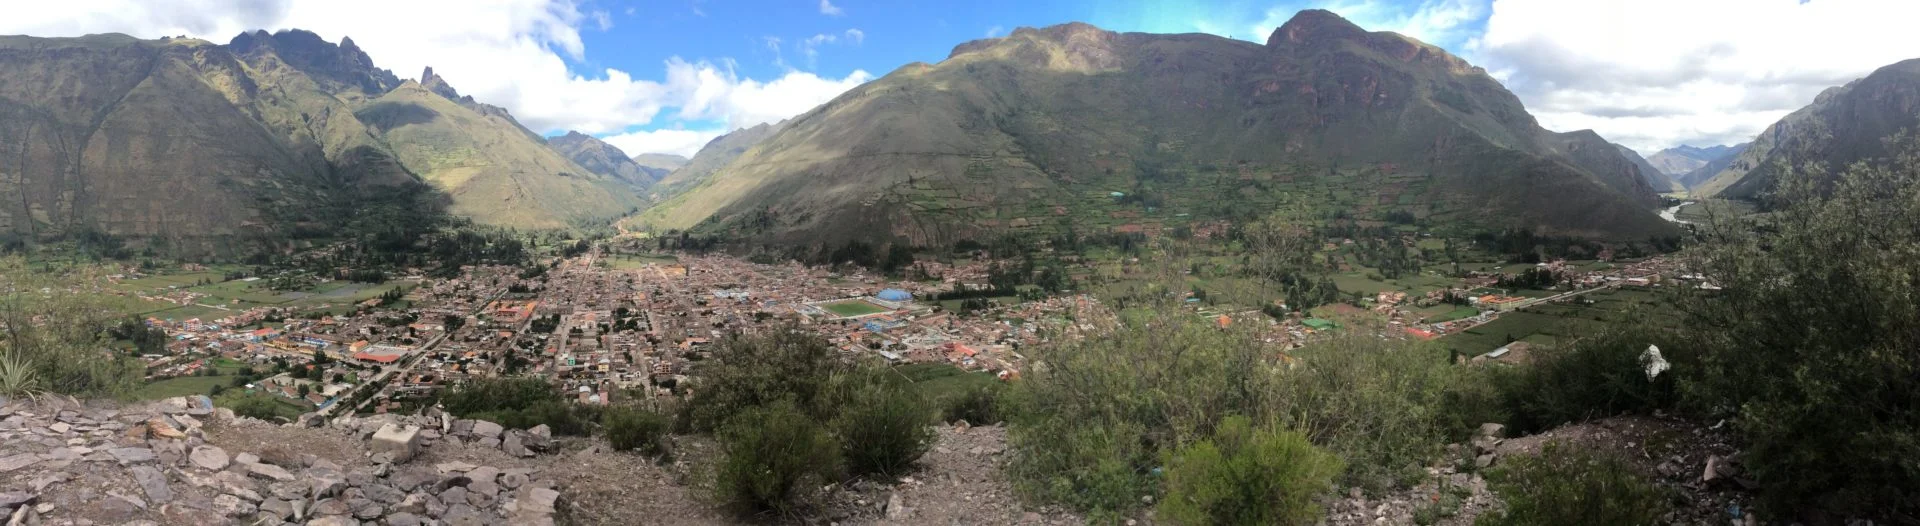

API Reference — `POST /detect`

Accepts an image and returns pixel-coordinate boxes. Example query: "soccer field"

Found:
[821,299,889,317]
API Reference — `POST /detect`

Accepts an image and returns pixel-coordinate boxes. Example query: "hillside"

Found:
[1695,59,1920,198]
[1646,144,1741,176]
[636,11,1673,247]
[1673,143,1749,189]
[648,121,786,196]
[0,30,637,254]
[548,131,656,189]
[1616,145,1685,192]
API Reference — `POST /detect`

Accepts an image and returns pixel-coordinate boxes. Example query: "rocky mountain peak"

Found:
[226,29,400,95]
[1269,9,1368,47]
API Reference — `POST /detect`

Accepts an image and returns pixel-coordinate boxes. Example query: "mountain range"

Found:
[1692,59,1920,198]
[635,11,1675,248]
[0,30,640,254]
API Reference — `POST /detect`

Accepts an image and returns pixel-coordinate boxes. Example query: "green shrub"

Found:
[1477,442,1670,526]
[712,401,841,517]
[1274,331,1493,492]
[228,395,286,421]
[1159,416,1343,526]
[686,327,851,432]
[835,380,935,477]
[1491,328,1684,435]
[940,385,1002,425]
[443,377,597,435]
[603,405,671,457]
[0,351,41,398]
[0,258,145,398]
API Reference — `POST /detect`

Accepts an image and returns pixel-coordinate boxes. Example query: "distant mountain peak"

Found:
[228,28,400,95]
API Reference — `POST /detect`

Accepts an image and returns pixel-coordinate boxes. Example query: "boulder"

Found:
[246,462,297,482]
[189,445,230,471]
[129,465,172,503]
[0,453,40,473]
[1476,422,1506,439]
[469,420,503,440]
[212,494,257,517]
[370,423,423,464]
[501,432,532,457]
[108,447,156,465]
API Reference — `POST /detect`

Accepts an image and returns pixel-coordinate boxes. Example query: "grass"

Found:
[821,299,890,317]
[216,390,311,421]
[131,357,255,400]
[893,362,1000,420]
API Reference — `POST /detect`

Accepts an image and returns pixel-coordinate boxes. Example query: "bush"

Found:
[1675,133,1920,517]
[0,258,145,398]
[229,396,286,421]
[940,385,1003,425]
[603,405,671,457]
[686,327,850,432]
[443,377,596,435]
[1159,416,1343,526]
[711,402,841,517]
[835,380,935,477]
[1492,328,1685,435]
[1477,442,1670,526]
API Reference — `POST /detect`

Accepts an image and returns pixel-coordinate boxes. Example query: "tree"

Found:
[1678,130,1920,517]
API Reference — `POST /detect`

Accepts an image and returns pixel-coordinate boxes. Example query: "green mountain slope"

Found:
[650,121,786,196]
[638,11,1671,246]
[548,131,655,188]
[0,29,637,253]
[1695,59,1920,198]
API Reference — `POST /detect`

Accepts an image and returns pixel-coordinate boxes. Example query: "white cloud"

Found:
[819,0,843,16]
[985,25,1004,38]
[601,127,729,158]
[1470,0,1920,151]
[844,28,864,45]
[0,0,873,147]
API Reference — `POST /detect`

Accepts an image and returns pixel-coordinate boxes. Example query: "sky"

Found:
[7,0,1920,157]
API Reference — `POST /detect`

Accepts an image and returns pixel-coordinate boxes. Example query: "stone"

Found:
[393,492,431,515]
[1475,454,1495,469]
[190,446,230,471]
[1476,422,1506,439]
[388,511,423,526]
[146,418,186,439]
[504,431,534,457]
[351,498,383,519]
[48,422,70,434]
[389,468,436,492]
[234,452,259,465]
[0,492,34,509]
[469,420,503,439]
[520,487,560,515]
[435,461,477,474]
[885,491,909,520]
[213,494,257,517]
[362,484,405,505]
[259,498,295,520]
[0,453,40,473]
[466,466,499,484]
[108,447,156,464]
[130,465,173,503]
[308,467,347,499]
[247,462,297,482]
[499,472,527,490]
[309,498,349,516]
[306,516,358,526]
[439,487,469,505]
[465,489,494,508]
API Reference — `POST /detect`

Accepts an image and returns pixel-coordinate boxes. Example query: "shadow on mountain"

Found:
[353,101,440,132]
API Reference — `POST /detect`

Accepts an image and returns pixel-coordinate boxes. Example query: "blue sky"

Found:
[11,0,1920,157]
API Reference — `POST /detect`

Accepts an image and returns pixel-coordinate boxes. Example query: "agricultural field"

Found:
[1439,287,1681,355]
[602,253,680,270]
[821,299,890,317]
[131,357,254,400]
[110,268,420,321]
[893,362,999,419]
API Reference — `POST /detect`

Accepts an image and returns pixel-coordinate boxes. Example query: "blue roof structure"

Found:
[876,289,912,301]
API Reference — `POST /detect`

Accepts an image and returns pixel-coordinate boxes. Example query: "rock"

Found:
[48,422,70,434]
[156,397,190,415]
[247,462,297,482]
[885,491,909,520]
[259,498,294,520]
[351,498,383,519]
[308,467,347,499]
[520,487,560,515]
[190,445,230,471]
[309,497,349,516]
[439,486,469,507]
[1470,435,1501,455]
[1475,454,1495,469]
[0,492,34,509]
[109,447,156,464]
[499,472,527,490]
[306,516,358,526]
[0,453,40,473]
[213,494,257,517]
[388,511,423,526]
[526,424,553,451]
[147,417,186,439]
[466,466,499,484]
[469,420,503,440]
[1703,455,1723,483]
[235,452,260,465]
[362,484,405,505]
[501,431,532,457]
[368,422,422,464]
[129,465,173,503]
[1476,422,1506,439]
[435,461,478,474]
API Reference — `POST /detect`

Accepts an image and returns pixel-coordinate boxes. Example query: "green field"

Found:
[894,362,999,420]
[1439,288,1680,354]
[131,357,255,400]
[603,253,680,270]
[822,299,890,317]
[215,391,311,422]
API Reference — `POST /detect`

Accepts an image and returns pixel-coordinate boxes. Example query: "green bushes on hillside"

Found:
[441,377,598,436]
[0,258,145,398]
[1477,441,1671,526]
[1159,416,1343,526]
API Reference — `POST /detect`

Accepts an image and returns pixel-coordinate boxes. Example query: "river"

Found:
[1660,201,1695,225]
